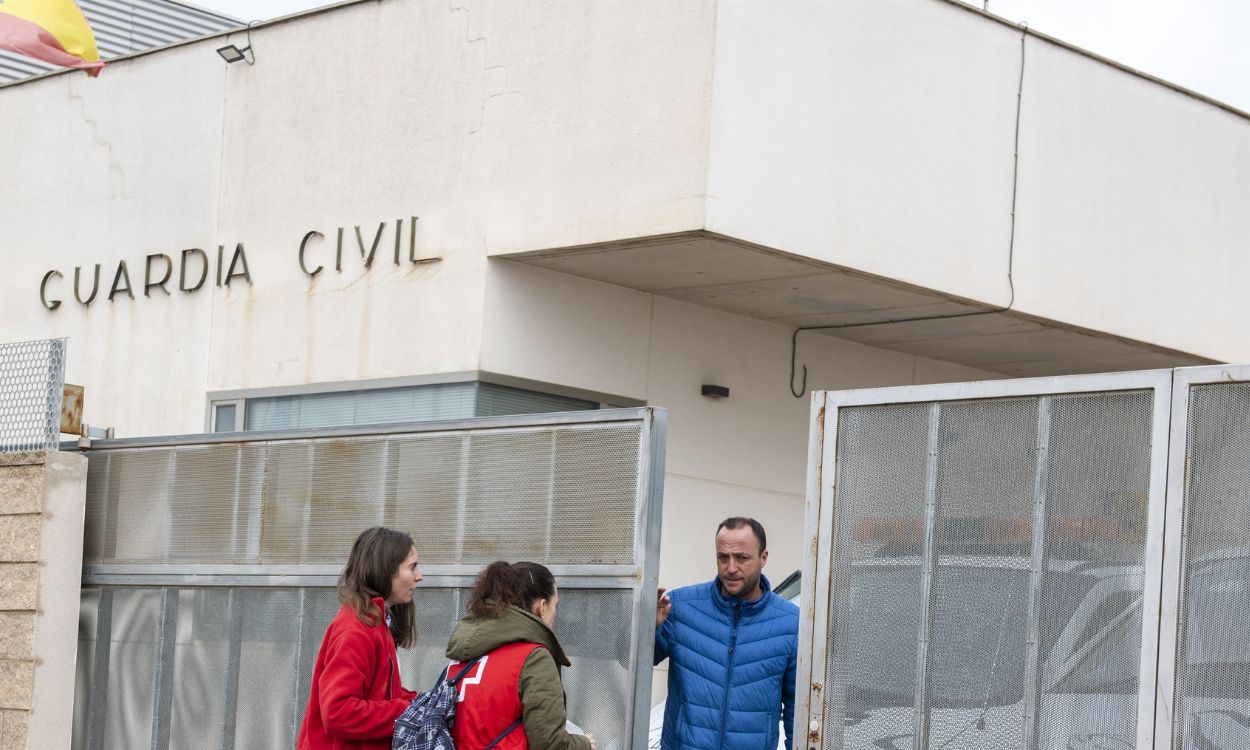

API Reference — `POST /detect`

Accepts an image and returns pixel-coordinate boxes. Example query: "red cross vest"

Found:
[449,641,544,750]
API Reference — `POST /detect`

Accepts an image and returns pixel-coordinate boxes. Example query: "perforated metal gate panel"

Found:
[804,374,1167,750]
[83,422,642,565]
[0,337,66,452]
[72,409,665,750]
[1165,379,1250,750]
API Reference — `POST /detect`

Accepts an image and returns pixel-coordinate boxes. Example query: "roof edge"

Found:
[3,0,1248,125]
[937,0,1249,122]
[0,0,382,91]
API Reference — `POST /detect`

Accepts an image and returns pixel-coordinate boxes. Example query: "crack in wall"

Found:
[66,77,128,200]
[468,66,518,136]
[448,1,518,138]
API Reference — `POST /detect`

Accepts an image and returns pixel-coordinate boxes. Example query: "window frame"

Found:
[205,372,637,434]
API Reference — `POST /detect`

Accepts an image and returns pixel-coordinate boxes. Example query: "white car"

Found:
[834,555,1141,750]
[814,551,1250,750]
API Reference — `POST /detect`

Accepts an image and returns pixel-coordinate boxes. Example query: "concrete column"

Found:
[0,451,87,750]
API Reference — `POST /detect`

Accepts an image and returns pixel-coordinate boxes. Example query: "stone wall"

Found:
[0,451,87,750]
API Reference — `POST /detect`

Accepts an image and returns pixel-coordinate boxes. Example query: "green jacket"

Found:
[445,605,591,750]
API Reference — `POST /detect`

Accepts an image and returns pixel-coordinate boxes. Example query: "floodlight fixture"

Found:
[216,22,256,65]
[216,43,252,64]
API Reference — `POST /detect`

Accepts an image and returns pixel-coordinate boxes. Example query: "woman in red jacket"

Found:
[445,561,595,750]
[298,527,423,750]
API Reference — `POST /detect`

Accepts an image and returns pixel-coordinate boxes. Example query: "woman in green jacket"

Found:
[445,561,595,750]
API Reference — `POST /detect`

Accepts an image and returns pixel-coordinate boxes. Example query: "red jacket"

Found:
[449,641,542,750]
[444,606,589,750]
[298,598,417,750]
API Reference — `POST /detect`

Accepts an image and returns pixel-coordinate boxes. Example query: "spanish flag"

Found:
[0,0,105,77]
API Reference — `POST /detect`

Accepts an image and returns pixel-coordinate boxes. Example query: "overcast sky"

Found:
[974,0,1248,111]
[190,0,1249,113]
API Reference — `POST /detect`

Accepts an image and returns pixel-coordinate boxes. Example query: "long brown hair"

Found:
[337,527,418,648]
[467,561,556,619]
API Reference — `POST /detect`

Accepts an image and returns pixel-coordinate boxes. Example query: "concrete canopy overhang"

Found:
[504,232,1214,378]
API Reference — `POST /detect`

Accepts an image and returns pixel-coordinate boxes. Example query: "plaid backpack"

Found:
[392,658,520,750]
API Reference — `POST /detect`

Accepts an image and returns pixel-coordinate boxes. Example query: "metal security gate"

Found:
[801,371,1174,750]
[1158,367,1250,750]
[71,408,666,750]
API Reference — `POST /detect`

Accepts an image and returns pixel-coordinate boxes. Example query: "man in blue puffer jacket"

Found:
[654,517,798,750]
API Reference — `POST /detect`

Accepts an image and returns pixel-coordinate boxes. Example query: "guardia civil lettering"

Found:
[38,215,434,311]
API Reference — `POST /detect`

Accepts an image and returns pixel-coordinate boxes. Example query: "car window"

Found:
[1051,602,1142,695]
[1180,557,1250,697]
[773,570,801,601]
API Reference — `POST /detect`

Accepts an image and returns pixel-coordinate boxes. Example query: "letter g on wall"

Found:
[40,270,62,310]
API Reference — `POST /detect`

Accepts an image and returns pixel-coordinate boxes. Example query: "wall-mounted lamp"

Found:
[216,22,256,65]
[216,43,252,64]
[701,384,730,399]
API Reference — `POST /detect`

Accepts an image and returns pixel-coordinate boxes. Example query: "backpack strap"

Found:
[482,718,522,750]
[439,657,480,688]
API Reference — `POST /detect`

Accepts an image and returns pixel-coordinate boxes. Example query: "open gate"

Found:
[801,366,1250,750]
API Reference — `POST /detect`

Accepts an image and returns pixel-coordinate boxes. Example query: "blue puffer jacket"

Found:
[653,575,798,750]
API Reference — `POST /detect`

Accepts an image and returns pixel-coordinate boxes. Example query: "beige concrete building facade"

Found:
[1,0,1248,745]
[2,0,1242,590]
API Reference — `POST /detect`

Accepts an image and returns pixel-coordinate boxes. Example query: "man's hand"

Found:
[656,587,671,627]
[585,733,597,750]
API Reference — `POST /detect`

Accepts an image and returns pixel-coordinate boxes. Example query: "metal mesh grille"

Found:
[74,586,636,750]
[102,589,161,749]
[927,399,1037,748]
[74,409,660,749]
[1172,383,1250,750]
[0,337,66,452]
[167,589,229,750]
[72,587,332,750]
[824,391,1152,750]
[1037,393,1151,748]
[84,422,642,565]
[237,589,307,748]
[557,588,636,744]
[824,402,931,746]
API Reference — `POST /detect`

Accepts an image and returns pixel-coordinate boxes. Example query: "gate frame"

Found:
[1153,363,1250,748]
[800,370,1174,750]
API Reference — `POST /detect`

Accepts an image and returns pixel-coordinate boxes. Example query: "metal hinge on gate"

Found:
[77,424,116,449]
[807,682,822,748]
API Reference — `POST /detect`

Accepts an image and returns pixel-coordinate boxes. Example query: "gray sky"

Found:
[187,0,333,21]
[191,0,1250,113]
[976,0,1249,112]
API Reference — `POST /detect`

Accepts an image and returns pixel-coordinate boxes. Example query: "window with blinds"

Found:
[219,381,599,432]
